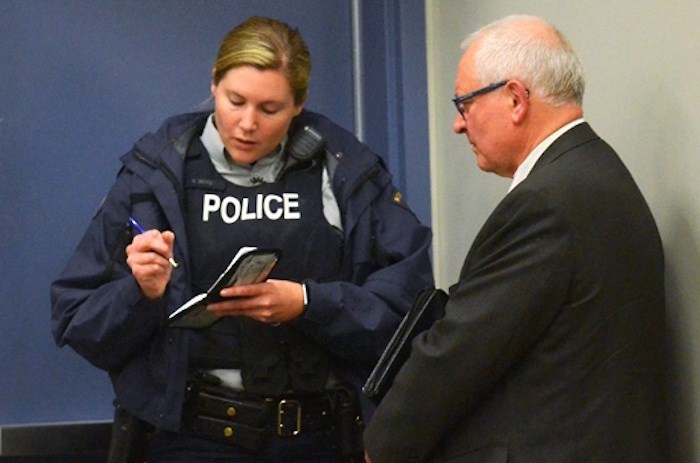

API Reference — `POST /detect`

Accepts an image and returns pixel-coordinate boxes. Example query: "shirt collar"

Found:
[199,113,287,186]
[508,118,585,192]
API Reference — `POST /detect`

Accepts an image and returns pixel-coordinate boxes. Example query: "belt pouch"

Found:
[108,404,154,463]
[333,387,365,463]
[185,383,269,451]
[196,385,270,427]
[189,415,266,451]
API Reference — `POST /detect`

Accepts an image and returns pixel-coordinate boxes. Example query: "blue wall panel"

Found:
[356,0,431,224]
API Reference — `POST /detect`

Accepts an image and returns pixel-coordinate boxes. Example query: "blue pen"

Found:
[128,216,179,268]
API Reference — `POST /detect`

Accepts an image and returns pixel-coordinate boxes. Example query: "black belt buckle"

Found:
[277,399,302,436]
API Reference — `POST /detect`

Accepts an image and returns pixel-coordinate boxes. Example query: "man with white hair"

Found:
[364,15,667,463]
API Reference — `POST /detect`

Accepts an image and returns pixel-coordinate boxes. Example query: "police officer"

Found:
[50,16,433,463]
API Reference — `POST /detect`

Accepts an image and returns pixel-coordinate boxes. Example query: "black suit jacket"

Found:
[364,123,667,462]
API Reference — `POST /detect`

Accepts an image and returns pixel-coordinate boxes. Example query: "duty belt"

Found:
[183,381,336,451]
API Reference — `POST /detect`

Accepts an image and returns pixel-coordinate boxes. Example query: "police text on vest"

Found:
[202,193,301,223]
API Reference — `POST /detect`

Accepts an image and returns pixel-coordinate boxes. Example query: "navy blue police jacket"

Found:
[50,110,434,431]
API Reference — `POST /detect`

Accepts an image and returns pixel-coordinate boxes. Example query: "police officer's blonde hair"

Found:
[213,16,311,106]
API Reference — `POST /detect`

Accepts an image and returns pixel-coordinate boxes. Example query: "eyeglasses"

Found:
[452,80,508,117]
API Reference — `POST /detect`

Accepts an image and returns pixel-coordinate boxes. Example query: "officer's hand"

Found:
[126,230,176,300]
[207,279,305,324]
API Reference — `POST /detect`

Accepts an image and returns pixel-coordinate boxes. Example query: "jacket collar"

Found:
[529,121,599,174]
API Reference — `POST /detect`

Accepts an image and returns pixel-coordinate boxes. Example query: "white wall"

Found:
[426,1,700,461]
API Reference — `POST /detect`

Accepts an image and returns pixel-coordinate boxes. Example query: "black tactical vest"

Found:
[183,138,343,396]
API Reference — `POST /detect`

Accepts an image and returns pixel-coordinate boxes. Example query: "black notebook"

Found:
[362,288,448,403]
[168,247,281,329]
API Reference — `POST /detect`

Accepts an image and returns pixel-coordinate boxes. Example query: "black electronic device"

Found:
[288,125,324,162]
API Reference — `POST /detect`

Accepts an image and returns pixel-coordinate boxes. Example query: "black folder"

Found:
[362,288,448,403]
